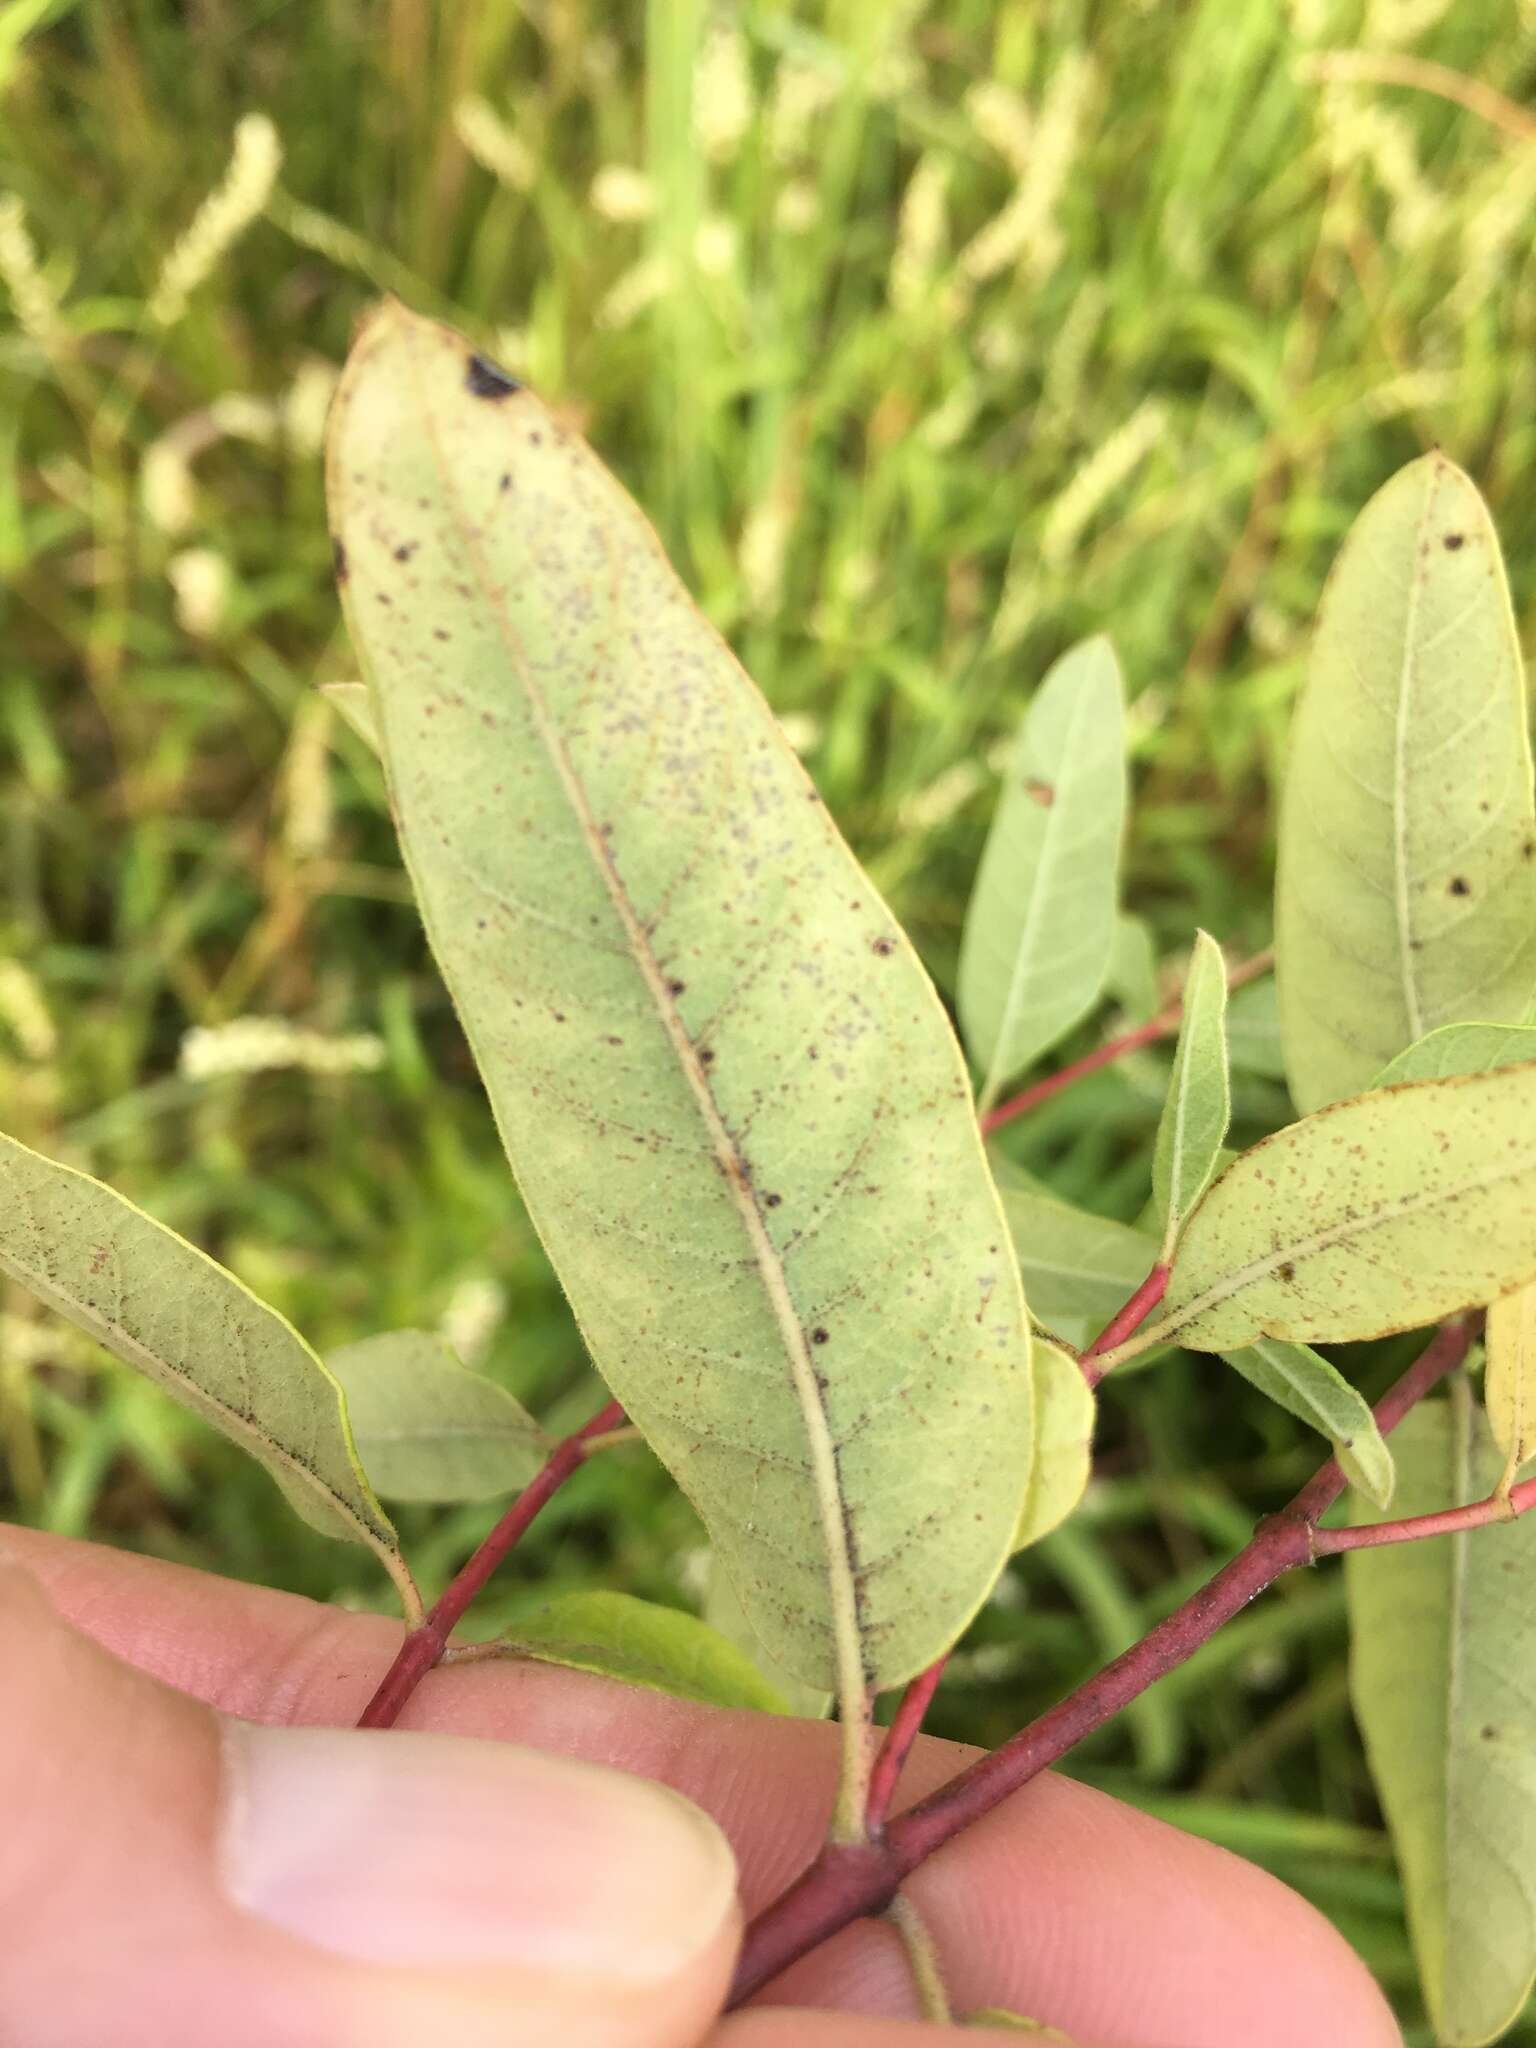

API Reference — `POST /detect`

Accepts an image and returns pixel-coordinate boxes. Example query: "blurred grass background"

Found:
[3,0,1535,2036]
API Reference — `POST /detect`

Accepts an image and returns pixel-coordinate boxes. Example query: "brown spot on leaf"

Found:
[1278,1261,1296,1282]
[394,542,417,563]
[1449,876,1471,896]
[466,351,522,400]
[812,1327,829,1344]
[1443,532,1465,550]
[331,537,348,583]
[765,1193,782,1208]
[872,936,895,956]
[1024,778,1055,807]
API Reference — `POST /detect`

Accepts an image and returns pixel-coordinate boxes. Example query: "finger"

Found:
[11,1527,1401,2046]
[712,2013,1125,2045]
[0,1545,738,2048]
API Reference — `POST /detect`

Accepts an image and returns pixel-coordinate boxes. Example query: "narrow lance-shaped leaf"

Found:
[476,1589,792,1715]
[1276,454,1536,1113]
[0,1130,413,1608]
[958,636,1126,1114]
[1013,1337,1094,1549]
[1372,1022,1536,1088]
[328,303,1033,1698]
[1485,1285,1536,1496]
[1347,1398,1536,2047]
[326,1329,552,1502]
[1220,1338,1393,1508]
[1147,1063,1536,1353]
[1152,930,1230,1261]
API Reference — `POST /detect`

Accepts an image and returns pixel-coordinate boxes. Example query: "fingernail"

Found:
[218,1722,736,1980]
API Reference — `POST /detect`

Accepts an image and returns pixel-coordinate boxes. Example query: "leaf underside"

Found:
[1276,454,1536,1113]
[328,302,1033,1694]
[1220,1338,1393,1508]
[999,1175,1161,1352]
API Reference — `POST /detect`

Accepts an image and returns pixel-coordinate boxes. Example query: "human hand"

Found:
[0,1528,1400,2048]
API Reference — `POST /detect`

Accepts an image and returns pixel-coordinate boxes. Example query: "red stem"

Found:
[357,1397,626,1730]
[1313,1470,1536,1553]
[1080,1265,1170,1387]
[981,1016,1171,1137]
[728,1317,1471,2005]
[865,1655,948,1836]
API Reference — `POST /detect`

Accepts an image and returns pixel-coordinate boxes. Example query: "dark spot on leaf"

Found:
[466,350,522,400]
[812,1327,829,1344]
[500,472,512,492]
[529,430,543,446]
[668,978,686,995]
[1278,1261,1296,1282]
[871,936,895,956]
[1443,532,1465,550]
[434,628,450,642]
[1525,840,1536,861]
[331,537,348,582]
[553,1011,566,1023]
[765,1193,782,1208]
[700,1047,715,1065]
[1483,1724,1499,1740]
[1024,778,1055,807]
[606,1034,623,1046]
[394,542,417,563]
[1449,876,1471,896]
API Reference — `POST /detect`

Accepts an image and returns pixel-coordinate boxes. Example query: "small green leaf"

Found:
[1221,1338,1394,1507]
[1152,930,1231,1261]
[964,2014,1074,2039]
[999,1175,1161,1352]
[1152,1064,1536,1352]
[1276,455,1536,1113]
[1347,1398,1536,2046]
[702,1553,833,1720]
[485,1590,793,1714]
[319,680,382,754]
[1105,911,1160,1024]
[1226,974,1286,1080]
[0,1130,412,1605]
[329,304,1032,1698]
[1485,1284,1536,1494]
[959,636,1127,1114]
[1372,1022,1536,1088]
[1014,1337,1094,1549]
[326,1329,552,1501]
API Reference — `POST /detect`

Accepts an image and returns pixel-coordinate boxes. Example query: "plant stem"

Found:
[830,1683,879,1844]
[1080,1265,1170,1387]
[865,1655,948,1835]
[356,1397,626,1730]
[1311,1472,1536,1553]
[885,1891,953,2023]
[980,949,1272,1139]
[728,1317,1471,2005]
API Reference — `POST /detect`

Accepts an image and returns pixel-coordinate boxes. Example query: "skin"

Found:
[0,1524,1403,2048]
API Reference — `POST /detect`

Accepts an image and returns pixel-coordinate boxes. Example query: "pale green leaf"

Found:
[1347,1398,1536,2046]
[1014,1337,1094,1549]
[486,1590,792,1714]
[328,303,1032,1696]
[1151,1064,1536,1353]
[1485,1284,1536,1493]
[958,635,1127,1113]
[1276,454,1536,1113]
[964,2014,1073,2039]
[320,679,382,754]
[1105,911,1160,1024]
[1220,1337,1394,1508]
[326,1329,552,1501]
[0,1129,411,1601]
[1226,974,1286,1080]
[703,1552,833,1719]
[1373,1023,1536,1088]
[1152,930,1231,1260]
[999,1175,1160,1351]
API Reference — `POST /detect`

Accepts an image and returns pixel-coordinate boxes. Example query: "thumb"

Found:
[0,1545,739,2048]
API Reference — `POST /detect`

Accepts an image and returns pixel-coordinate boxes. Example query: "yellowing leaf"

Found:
[958,636,1126,1114]
[327,303,1032,1700]
[1152,930,1230,1261]
[0,1130,413,1607]
[1485,1285,1536,1495]
[1221,1338,1393,1508]
[1014,1337,1094,1549]
[326,1329,552,1501]
[1151,1064,1536,1352]
[483,1589,793,1713]
[1347,1399,1536,2046]
[1276,455,1536,1113]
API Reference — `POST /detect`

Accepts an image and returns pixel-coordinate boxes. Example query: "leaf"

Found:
[485,1590,792,1714]
[326,1328,552,1501]
[1372,1022,1536,1088]
[1485,1284,1536,1494]
[1347,1398,1536,2046]
[1226,974,1287,1080]
[327,303,1033,1696]
[1152,930,1231,1260]
[958,635,1127,1114]
[1152,1063,1536,1352]
[1275,454,1536,1114]
[999,1175,1160,1352]
[320,679,382,754]
[0,1129,412,1602]
[703,1552,833,1720]
[1220,1338,1394,1508]
[1014,1337,1094,1548]
[964,2014,1074,2040]
[1104,911,1159,1024]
